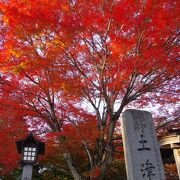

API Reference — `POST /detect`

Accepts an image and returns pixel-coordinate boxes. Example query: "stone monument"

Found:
[121,109,165,180]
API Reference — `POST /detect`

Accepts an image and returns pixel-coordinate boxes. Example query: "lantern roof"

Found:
[16,133,45,155]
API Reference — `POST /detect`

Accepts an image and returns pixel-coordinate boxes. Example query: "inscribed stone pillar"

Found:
[121,109,165,180]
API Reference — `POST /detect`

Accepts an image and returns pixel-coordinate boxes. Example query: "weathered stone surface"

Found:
[22,164,33,180]
[121,109,165,180]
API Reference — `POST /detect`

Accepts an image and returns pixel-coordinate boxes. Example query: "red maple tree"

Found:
[0,75,28,175]
[0,0,179,179]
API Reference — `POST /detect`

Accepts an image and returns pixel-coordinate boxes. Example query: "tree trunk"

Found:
[63,152,84,180]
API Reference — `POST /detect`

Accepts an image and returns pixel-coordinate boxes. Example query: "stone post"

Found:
[22,165,33,180]
[121,109,165,180]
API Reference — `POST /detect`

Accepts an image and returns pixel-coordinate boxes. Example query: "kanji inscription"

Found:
[138,134,151,151]
[141,159,155,180]
[121,109,165,180]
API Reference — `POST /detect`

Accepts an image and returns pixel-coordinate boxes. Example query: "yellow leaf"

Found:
[2,15,9,24]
